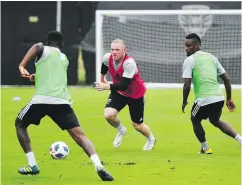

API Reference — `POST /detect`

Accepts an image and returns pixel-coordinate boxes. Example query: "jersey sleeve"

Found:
[102,53,111,67]
[122,58,137,79]
[213,56,226,75]
[182,56,195,78]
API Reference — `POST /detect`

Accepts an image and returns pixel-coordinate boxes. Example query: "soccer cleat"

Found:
[198,148,212,154]
[113,127,127,148]
[97,167,114,181]
[142,138,156,151]
[18,165,40,175]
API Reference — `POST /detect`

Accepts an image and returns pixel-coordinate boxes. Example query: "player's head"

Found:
[47,31,64,49]
[184,33,201,56]
[111,39,126,61]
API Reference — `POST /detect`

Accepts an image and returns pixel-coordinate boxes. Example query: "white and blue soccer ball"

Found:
[50,141,69,159]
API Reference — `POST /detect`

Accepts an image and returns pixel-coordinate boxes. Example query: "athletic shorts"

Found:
[17,103,80,130]
[105,91,144,124]
[191,101,224,121]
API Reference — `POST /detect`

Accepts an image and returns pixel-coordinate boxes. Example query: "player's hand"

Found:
[29,74,35,82]
[94,82,110,91]
[226,99,235,112]
[182,101,188,113]
[19,66,30,79]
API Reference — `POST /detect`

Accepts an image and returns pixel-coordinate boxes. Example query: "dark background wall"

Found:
[1,1,80,85]
[1,2,57,85]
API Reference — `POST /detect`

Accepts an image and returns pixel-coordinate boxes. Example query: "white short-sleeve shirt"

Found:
[182,51,225,106]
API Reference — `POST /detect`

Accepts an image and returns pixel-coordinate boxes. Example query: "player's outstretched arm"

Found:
[182,78,191,113]
[219,72,235,112]
[94,77,131,91]
[19,43,44,79]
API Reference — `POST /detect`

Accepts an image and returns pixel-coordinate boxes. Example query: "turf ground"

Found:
[1,87,241,185]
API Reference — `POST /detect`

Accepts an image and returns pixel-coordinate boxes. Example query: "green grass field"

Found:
[1,87,241,185]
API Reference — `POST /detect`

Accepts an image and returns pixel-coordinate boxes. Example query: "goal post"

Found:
[96,10,241,89]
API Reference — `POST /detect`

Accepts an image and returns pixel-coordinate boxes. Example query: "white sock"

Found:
[148,131,155,142]
[116,123,126,134]
[235,134,242,144]
[90,154,103,171]
[201,141,209,150]
[25,151,37,167]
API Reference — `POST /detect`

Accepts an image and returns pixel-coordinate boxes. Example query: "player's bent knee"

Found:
[132,122,143,131]
[104,112,112,120]
[67,126,85,137]
[104,108,117,120]
[15,117,24,128]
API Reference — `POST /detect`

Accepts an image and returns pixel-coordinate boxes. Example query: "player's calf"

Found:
[104,108,120,128]
[133,123,154,139]
[68,127,97,155]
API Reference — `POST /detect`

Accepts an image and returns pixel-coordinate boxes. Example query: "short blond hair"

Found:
[111,39,125,47]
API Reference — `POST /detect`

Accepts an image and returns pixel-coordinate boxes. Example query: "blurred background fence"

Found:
[1,1,241,86]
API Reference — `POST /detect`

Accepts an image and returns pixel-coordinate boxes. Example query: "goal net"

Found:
[96,10,241,89]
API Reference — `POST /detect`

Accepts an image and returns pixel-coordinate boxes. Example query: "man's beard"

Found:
[186,53,191,57]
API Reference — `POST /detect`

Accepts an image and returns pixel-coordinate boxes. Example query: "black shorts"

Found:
[105,91,144,124]
[191,101,224,121]
[17,103,80,130]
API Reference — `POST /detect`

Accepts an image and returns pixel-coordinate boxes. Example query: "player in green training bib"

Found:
[181,33,242,154]
[16,31,113,181]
